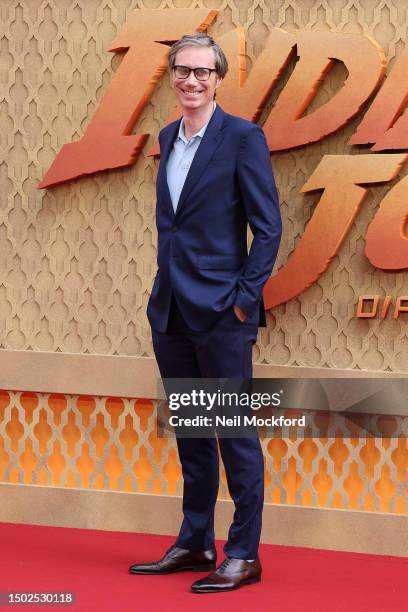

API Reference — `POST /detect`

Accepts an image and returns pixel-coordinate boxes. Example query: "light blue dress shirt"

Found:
[166,102,216,213]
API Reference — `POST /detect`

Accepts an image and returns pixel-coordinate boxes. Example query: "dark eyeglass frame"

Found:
[173,65,218,81]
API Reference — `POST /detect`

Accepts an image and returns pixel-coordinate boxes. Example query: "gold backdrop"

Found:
[0,0,407,516]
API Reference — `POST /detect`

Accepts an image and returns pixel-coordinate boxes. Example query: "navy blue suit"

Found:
[147,104,281,332]
[148,105,282,560]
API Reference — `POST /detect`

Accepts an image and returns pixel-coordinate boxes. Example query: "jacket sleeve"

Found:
[234,124,282,317]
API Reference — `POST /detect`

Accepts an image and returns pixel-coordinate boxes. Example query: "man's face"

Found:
[171,46,222,113]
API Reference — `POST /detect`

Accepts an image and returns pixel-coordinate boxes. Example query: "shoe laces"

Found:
[218,558,233,573]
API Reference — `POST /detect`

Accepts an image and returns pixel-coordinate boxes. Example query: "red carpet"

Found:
[0,522,406,611]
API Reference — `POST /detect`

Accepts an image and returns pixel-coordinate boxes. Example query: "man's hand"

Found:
[233,304,247,322]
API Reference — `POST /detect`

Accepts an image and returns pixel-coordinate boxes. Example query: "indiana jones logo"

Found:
[38,9,408,309]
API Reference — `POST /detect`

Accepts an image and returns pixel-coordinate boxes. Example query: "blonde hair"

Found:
[168,32,228,79]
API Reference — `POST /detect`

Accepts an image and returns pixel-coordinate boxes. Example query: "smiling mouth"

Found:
[181,89,203,96]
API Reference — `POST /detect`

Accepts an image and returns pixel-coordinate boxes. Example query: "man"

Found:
[129,32,282,593]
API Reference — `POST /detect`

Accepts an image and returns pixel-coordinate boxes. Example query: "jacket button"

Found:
[171,225,179,233]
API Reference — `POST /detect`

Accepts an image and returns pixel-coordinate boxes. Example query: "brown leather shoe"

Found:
[191,558,262,593]
[129,545,217,575]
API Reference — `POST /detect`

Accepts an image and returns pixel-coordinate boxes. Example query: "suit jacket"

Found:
[147,104,282,333]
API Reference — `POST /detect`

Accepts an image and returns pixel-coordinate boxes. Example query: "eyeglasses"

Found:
[173,65,218,81]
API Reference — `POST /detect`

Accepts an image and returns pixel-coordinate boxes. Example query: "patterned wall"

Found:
[1,390,407,513]
[1,0,408,369]
[1,1,407,514]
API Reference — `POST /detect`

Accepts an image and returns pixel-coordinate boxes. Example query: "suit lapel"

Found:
[175,105,225,218]
[157,119,181,218]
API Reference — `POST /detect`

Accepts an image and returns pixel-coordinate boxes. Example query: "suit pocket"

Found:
[209,155,226,163]
[197,254,243,270]
[208,158,228,168]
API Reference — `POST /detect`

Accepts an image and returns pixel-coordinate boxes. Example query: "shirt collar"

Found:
[178,101,217,144]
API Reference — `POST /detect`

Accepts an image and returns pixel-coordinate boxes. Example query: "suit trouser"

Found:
[151,295,264,560]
